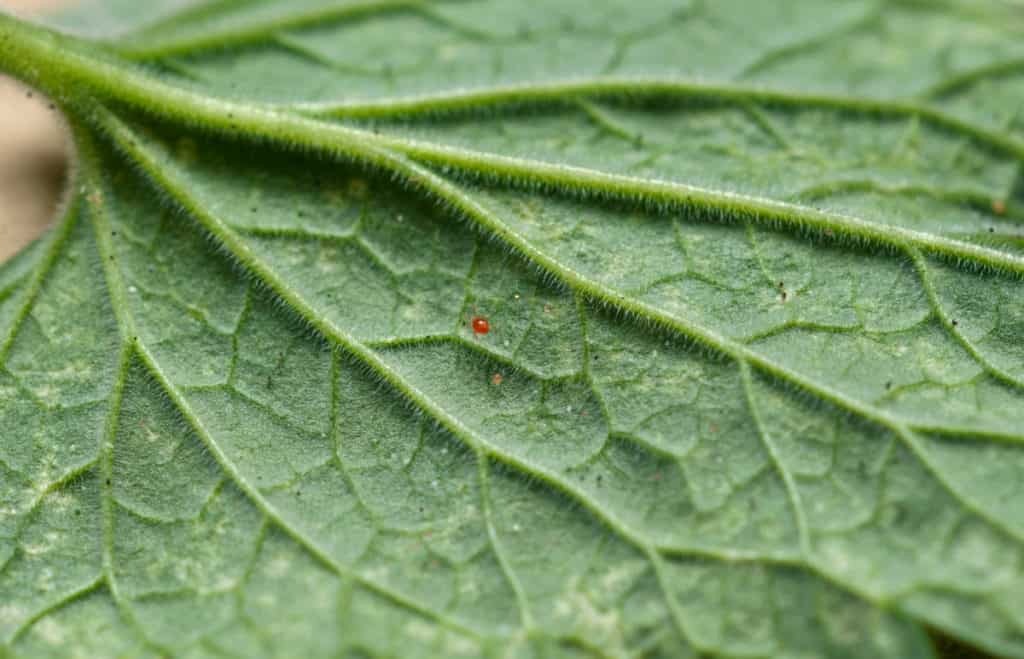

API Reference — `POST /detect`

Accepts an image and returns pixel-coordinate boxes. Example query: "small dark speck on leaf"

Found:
[105,479,111,486]
[951,319,959,327]
[885,381,892,390]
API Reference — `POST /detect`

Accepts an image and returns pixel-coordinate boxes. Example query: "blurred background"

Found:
[0,0,73,262]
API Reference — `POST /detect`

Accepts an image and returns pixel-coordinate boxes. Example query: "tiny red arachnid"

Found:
[471,316,490,335]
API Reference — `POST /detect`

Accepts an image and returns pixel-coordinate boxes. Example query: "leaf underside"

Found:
[2,1,1024,657]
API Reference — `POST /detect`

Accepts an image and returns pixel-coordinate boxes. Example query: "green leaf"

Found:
[1,1,1024,657]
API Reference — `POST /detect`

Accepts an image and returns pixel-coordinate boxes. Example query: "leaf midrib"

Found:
[5,16,1022,276]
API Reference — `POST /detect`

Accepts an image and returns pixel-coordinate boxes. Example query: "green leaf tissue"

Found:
[1,1,1024,657]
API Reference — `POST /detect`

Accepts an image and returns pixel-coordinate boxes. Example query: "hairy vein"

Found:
[78,133,484,643]
[94,107,801,567]
[1,21,1021,276]
[111,0,438,59]
[290,78,1024,162]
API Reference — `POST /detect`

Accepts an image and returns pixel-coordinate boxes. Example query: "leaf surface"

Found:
[1,1,1024,657]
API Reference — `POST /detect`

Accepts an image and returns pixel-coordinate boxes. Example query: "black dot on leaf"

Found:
[951,319,959,327]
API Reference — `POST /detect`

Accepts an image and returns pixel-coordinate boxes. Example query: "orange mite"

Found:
[471,316,490,335]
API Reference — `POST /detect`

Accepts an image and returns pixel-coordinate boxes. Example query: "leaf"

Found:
[1,1,1024,657]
